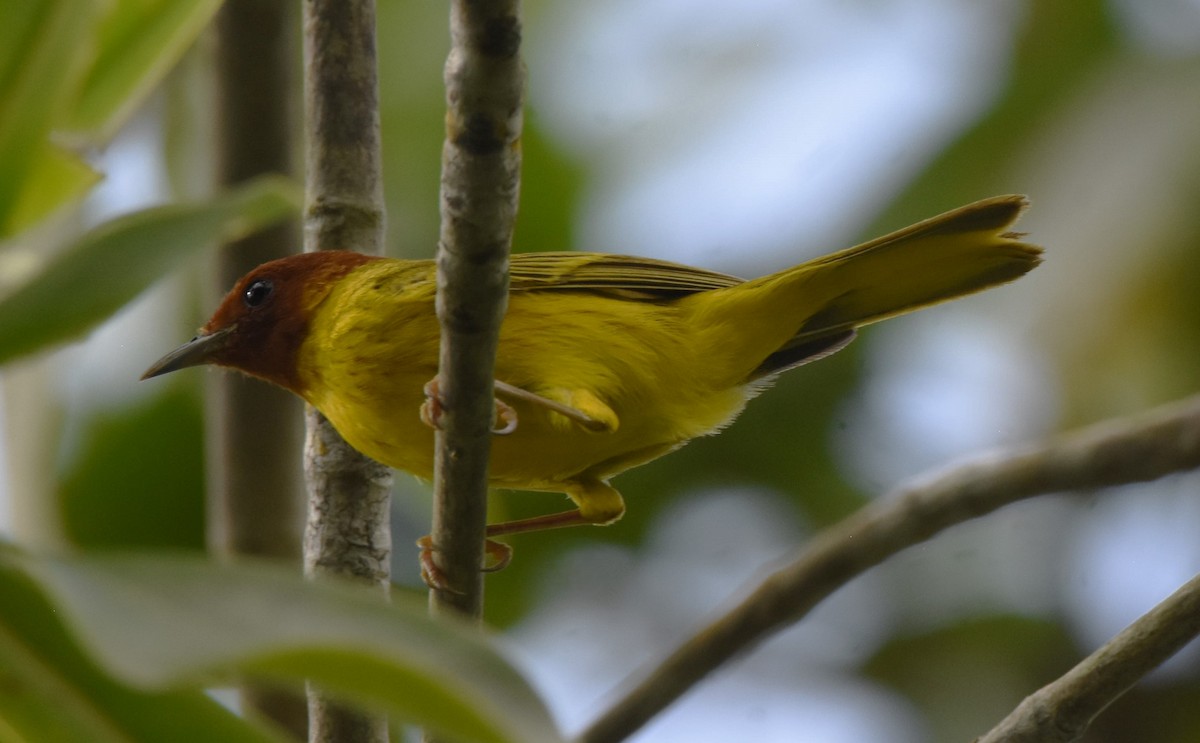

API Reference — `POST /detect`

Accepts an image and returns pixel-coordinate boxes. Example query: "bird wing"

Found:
[509,252,743,299]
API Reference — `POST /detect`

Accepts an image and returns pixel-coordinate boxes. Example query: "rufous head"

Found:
[142,250,379,393]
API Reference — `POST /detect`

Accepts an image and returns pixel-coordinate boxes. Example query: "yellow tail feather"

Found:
[685,195,1042,385]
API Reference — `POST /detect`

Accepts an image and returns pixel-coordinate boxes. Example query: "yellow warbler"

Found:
[144,196,1040,561]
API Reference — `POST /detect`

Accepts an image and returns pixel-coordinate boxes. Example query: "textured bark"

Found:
[426,0,524,621]
[301,1,392,741]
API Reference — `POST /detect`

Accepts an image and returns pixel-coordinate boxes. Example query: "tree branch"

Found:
[213,0,306,736]
[301,1,392,741]
[977,569,1200,742]
[579,395,1200,743]
[427,0,524,619]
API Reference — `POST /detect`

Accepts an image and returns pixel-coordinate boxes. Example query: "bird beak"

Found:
[141,326,235,380]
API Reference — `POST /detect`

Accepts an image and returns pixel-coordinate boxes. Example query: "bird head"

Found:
[142,250,378,393]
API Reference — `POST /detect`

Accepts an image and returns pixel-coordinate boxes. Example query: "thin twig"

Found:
[427,0,524,619]
[213,0,306,736]
[301,1,392,741]
[977,570,1200,742]
[579,395,1200,743]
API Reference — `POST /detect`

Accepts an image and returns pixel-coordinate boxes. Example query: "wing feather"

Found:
[509,252,743,299]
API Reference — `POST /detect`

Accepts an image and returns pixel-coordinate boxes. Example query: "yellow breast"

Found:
[296,261,749,491]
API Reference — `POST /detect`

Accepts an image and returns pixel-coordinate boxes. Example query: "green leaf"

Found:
[0,553,288,743]
[59,383,205,550]
[65,0,226,140]
[0,175,301,366]
[2,141,101,236]
[12,552,563,743]
[0,1,98,233]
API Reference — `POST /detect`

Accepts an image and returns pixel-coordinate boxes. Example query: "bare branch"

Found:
[579,395,1200,743]
[977,570,1200,742]
[213,0,305,735]
[427,0,524,619]
[301,0,392,740]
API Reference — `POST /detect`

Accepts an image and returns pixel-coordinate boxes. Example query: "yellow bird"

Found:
[144,196,1040,569]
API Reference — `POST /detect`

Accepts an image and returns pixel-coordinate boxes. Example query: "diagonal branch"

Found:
[427,0,525,619]
[977,569,1200,742]
[579,395,1200,743]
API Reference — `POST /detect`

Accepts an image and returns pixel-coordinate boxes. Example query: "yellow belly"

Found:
[299,283,749,492]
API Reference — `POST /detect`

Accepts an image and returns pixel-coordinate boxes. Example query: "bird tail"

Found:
[685,195,1043,384]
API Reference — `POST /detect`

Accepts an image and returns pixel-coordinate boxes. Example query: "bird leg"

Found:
[484,508,596,536]
[417,536,513,592]
[418,511,598,589]
[492,380,613,432]
[421,376,616,435]
[485,478,625,538]
[415,479,625,588]
[421,377,518,434]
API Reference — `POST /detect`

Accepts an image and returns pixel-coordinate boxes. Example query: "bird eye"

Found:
[244,279,274,308]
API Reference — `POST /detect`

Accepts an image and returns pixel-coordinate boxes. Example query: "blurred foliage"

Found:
[868,615,1200,743]
[0,548,287,743]
[0,549,564,743]
[1091,683,1200,743]
[0,175,300,365]
[512,115,585,254]
[0,0,225,236]
[59,382,205,550]
[865,616,1080,743]
[0,0,532,738]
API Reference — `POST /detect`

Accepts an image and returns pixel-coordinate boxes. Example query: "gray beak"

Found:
[141,326,234,380]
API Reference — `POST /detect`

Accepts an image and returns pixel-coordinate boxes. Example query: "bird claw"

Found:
[493,379,610,432]
[417,535,457,593]
[416,535,514,590]
[492,399,518,435]
[482,538,513,572]
[420,379,444,430]
[420,377,519,435]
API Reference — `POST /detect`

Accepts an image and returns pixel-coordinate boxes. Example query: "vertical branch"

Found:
[213,1,306,736]
[301,1,392,741]
[427,1,524,619]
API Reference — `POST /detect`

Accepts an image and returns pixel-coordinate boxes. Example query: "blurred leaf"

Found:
[0,175,301,366]
[64,0,225,141]
[0,0,98,235]
[864,615,1078,743]
[9,551,564,743]
[0,1,227,236]
[1089,682,1200,743]
[513,114,583,253]
[0,2,43,82]
[59,383,204,550]
[377,0,448,258]
[0,553,288,743]
[4,141,101,235]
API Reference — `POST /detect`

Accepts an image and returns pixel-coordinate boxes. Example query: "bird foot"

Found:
[417,535,513,591]
[420,377,518,435]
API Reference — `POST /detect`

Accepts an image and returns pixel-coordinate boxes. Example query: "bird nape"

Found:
[143,195,1041,578]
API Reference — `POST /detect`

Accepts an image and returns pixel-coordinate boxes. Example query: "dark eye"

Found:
[244,279,274,308]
